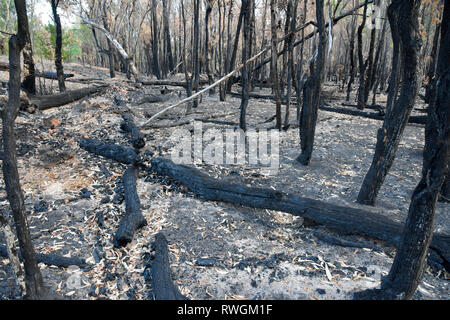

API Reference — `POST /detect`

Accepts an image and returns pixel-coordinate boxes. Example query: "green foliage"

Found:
[34,22,86,62]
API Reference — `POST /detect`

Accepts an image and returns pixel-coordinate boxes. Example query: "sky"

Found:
[32,0,73,27]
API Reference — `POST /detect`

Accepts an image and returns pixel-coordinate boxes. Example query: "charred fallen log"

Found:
[29,85,108,111]
[36,71,74,80]
[150,157,450,271]
[139,79,209,87]
[79,138,138,165]
[0,244,88,268]
[319,105,427,125]
[0,62,74,80]
[121,114,145,149]
[151,233,188,300]
[114,166,147,247]
[137,94,171,105]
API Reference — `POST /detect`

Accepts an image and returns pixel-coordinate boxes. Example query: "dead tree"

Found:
[114,166,147,247]
[270,0,282,131]
[162,0,175,73]
[357,0,423,206]
[2,0,48,299]
[355,0,449,299]
[192,0,200,108]
[239,0,253,131]
[150,157,449,271]
[297,0,327,165]
[151,0,161,79]
[356,0,370,110]
[51,0,65,92]
[151,233,187,300]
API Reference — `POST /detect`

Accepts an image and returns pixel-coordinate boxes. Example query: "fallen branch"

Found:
[319,105,427,125]
[0,62,74,80]
[139,79,209,87]
[147,111,238,129]
[77,15,139,78]
[137,94,171,105]
[150,157,450,271]
[0,244,88,268]
[139,49,266,128]
[151,233,188,300]
[114,166,147,247]
[121,114,145,149]
[79,138,138,165]
[28,85,108,111]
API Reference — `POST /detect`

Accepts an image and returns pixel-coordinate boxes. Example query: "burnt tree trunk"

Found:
[51,0,65,92]
[226,2,245,92]
[192,0,200,108]
[270,0,282,131]
[424,22,441,104]
[239,0,253,131]
[114,166,147,247]
[162,0,174,73]
[385,1,402,114]
[296,0,327,165]
[356,0,449,299]
[356,0,370,110]
[1,0,47,299]
[151,0,161,79]
[357,0,423,206]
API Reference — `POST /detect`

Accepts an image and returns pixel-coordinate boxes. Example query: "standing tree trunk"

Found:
[51,0,65,92]
[151,0,161,79]
[424,21,441,104]
[204,0,214,94]
[356,0,449,299]
[296,0,327,165]
[270,0,282,131]
[356,0,370,109]
[192,0,200,108]
[239,0,253,131]
[2,0,48,299]
[162,0,174,73]
[345,1,357,102]
[21,9,35,94]
[385,0,402,115]
[226,2,245,92]
[357,0,423,206]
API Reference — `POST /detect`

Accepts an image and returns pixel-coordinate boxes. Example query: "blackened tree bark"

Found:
[440,173,450,202]
[424,21,441,104]
[385,0,402,114]
[51,0,65,92]
[296,0,327,165]
[357,0,423,206]
[204,0,214,94]
[226,1,245,92]
[355,0,449,299]
[19,1,35,94]
[345,0,357,102]
[356,0,370,109]
[162,0,174,73]
[270,0,282,131]
[151,0,161,79]
[101,2,115,78]
[2,0,48,299]
[283,0,299,130]
[192,0,200,108]
[239,0,254,131]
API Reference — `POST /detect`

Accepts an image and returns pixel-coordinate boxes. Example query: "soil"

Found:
[0,56,448,300]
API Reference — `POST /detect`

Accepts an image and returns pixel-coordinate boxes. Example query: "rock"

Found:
[196,258,218,267]
[34,200,49,212]
[79,188,92,199]
[316,288,326,295]
[100,196,110,204]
